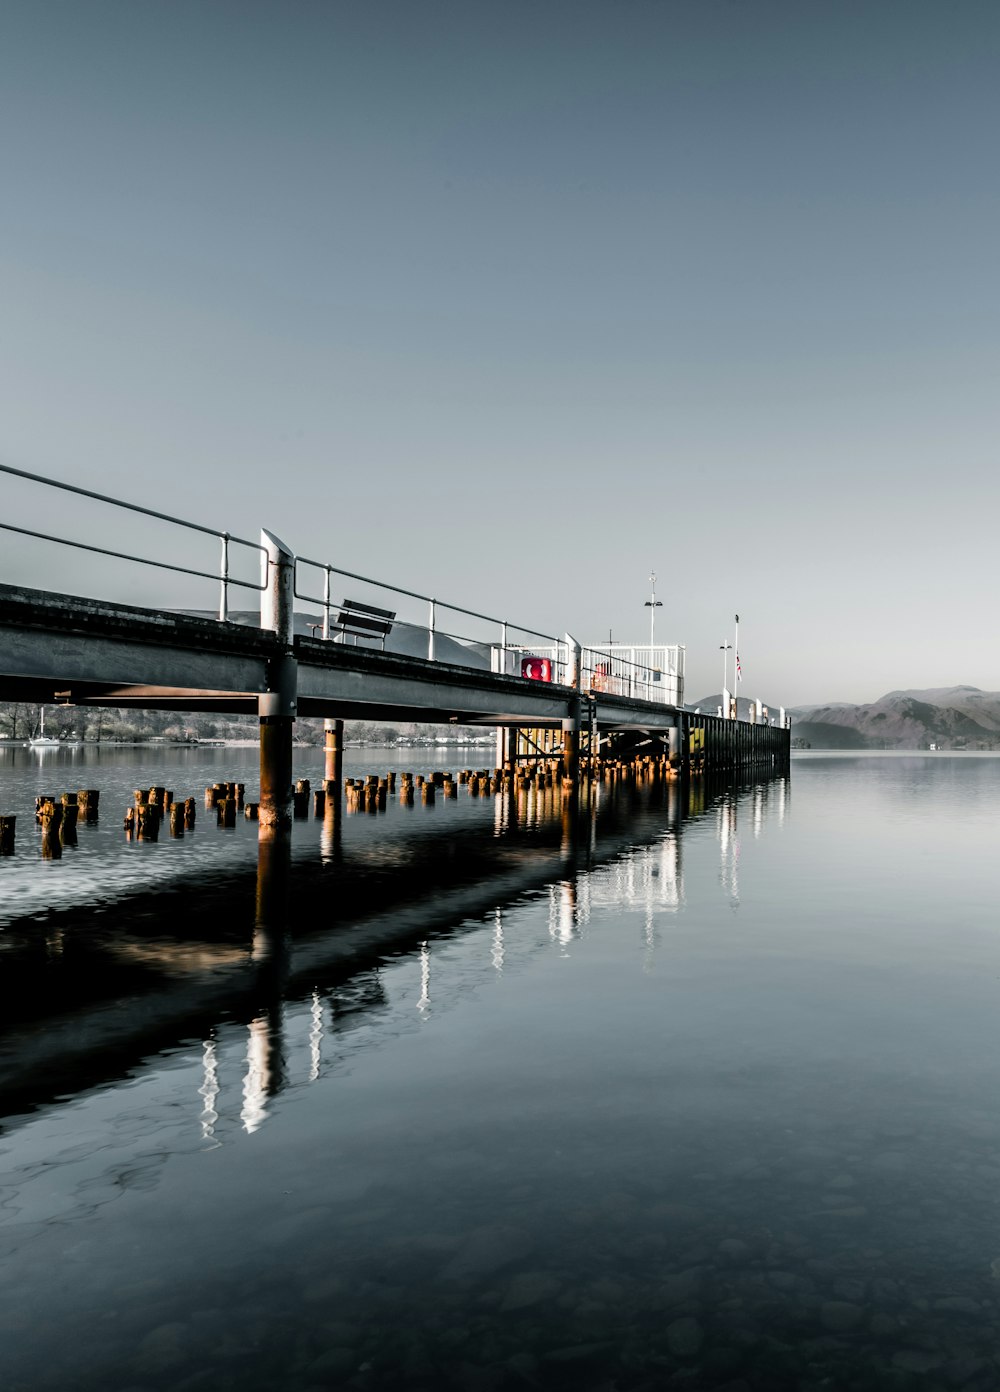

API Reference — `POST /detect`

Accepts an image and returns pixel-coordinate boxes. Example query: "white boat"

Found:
[29,708,62,748]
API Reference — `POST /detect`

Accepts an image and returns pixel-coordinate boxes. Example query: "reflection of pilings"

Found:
[560,796,579,868]
[240,1009,286,1134]
[309,989,323,1082]
[255,826,292,938]
[417,941,431,1016]
[491,908,504,974]
[718,796,740,906]
[551,878,579,947]
[200,1039,220,1142]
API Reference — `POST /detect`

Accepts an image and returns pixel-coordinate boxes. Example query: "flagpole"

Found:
[734,613,740,718]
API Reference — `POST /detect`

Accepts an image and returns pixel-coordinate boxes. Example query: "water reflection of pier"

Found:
[0,771,789,1135]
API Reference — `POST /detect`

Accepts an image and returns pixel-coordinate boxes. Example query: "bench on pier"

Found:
[335,598,396,650]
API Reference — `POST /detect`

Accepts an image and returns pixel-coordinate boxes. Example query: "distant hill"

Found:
[789,687,1000,749]
[691,694,787,721]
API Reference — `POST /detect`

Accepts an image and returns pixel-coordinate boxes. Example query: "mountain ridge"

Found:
[788,686,1000,749]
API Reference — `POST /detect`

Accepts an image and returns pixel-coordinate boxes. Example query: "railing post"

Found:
[564,632,581,691]
[259,529,297,835]
[428,599,436,662]
[219,533,230,623]
[322,566,332,641]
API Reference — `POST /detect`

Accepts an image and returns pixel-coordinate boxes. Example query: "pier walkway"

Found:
[1,464,790,824]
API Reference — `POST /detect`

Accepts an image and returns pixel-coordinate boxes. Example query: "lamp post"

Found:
[644,571,662,649]
[720,642,732,695]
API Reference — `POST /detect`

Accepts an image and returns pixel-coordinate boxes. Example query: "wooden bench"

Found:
[335,598,395,650]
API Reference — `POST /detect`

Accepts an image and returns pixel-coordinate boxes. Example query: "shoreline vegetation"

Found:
[0,703,496,748]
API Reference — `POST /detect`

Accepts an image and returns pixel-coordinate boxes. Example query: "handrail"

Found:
[294,554,559,662]
[0,462,259,548]
[0,522,260,589]
[1,462,266,619]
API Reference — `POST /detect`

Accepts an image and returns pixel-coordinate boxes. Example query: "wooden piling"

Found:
[0,815,16,855]
[169,803,185,836]
[37,797,62,830]
[184,797,197,829]
[136,801,159,840]
[60,792,79,827]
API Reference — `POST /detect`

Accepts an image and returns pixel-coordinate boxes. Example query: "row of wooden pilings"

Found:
[1,790,102,857]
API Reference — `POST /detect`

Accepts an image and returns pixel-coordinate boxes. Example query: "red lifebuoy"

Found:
[521,656,552,682]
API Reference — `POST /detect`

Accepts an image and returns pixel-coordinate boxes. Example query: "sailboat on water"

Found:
[29,707,62,748]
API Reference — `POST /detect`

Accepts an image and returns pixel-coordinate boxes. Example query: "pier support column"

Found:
[562,713,580,789]
[562,632,583,797]
[324,718,344,785]
[668,721,683,774]
[259,529,297,836]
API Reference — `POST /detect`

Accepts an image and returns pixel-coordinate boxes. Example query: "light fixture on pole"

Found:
[720,642,732,695]
[644,571,662,648]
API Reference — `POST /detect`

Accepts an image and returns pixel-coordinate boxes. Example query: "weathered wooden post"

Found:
[0,815,14,854]
[259,528,297,836]
[293,778,310,818]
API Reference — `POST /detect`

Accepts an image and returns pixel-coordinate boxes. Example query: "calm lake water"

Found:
[3,748,1000,1391]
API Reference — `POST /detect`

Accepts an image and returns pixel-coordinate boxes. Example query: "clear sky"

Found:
[2,0,998,706]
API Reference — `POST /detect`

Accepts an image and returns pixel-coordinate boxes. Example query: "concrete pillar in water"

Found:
[668,722,682,771]
[562,633,583,796]
[324,718,344,785]
[259,529,298,836]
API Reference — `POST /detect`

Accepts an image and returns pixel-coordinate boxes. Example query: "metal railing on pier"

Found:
[293,554,560,674]
[0,463,265,620]
[2,463,689,705]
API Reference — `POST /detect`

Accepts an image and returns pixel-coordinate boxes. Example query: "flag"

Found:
[736,652,742,680]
